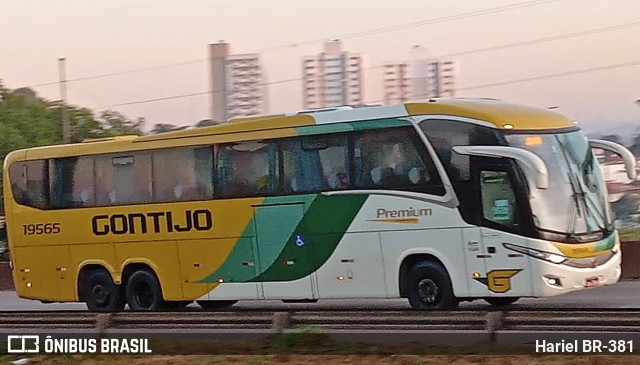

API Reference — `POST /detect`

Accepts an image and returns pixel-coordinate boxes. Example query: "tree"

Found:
[12,87,37,102]
[0,83,149,213]
[0,86,60,152]
[630,133,640,157]
[613,193,640,221]
[196,119,223,127]
[97,110,145,136]
[599,134,629,161]
[68,106,106,142]
[601,134,622,144]
[150,123,178,134]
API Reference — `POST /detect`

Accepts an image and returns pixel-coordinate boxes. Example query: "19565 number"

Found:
[23,223,61,235]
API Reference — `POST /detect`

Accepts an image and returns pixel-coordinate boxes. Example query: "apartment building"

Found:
[209,42,268,122]
[302,40,367,108]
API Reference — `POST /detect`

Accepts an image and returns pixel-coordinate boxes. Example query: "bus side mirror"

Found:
[589,139,637,181]
[452,145,549,189]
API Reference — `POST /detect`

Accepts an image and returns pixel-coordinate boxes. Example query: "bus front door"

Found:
[253,203,317,300]
[477,168,532,298]
[462,227,489,297]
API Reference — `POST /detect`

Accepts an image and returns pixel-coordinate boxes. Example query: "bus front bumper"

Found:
[534,250,621,297]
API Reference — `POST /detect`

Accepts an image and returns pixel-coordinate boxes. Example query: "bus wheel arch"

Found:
[122,263,166,311]
[399,254,444,297]
[399,254,458,310]
[78,265,125,312]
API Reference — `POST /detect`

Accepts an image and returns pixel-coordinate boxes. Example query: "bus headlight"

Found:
[503,243,567,264]
[545,253,568,264]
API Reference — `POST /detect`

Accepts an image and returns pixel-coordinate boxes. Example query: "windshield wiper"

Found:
[556,137,607,234]
[581,191,607,230]
[536,226,602,242]
[571,169,608,231]
[578,150,608,230]
[565,171,583,238]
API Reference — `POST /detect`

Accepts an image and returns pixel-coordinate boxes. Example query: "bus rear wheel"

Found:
[125,269,165,311]
[406,261,458,310]
[196,300,237,310]
[82,269,125,312]
[484,297,520,306]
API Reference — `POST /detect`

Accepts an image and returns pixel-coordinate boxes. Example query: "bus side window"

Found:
[355,127,444,195]
[421,119,503,224]
[421,119,502,183]
[280,135,349,194]
[9,160,49,209]
[8,163,28,206]
[280,140,301,194]
[95,153,152,205]
[301,135,350,191]
[50,157,95,208]
[194,147,215,198]
[296,140,325,192]
[428,137,462,181]
[153,147,213,202]
[216,146,235,197]
[216,141,275,198]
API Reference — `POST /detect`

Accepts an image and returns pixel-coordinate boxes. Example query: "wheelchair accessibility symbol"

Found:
[295,235,305,247]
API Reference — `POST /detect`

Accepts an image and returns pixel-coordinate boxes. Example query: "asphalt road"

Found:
[0,280,638,311]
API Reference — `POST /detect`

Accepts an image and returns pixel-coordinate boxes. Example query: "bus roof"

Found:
[405,98,575,130]
[5,98,575,162]
[82,135,139,143]
[136,98,573,141]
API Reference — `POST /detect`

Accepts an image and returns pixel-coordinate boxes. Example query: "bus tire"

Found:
[125,269,165,311]
[484,297,520,306]
[406,261,458,310]
[82,269,125,312]
[196,300,237,310]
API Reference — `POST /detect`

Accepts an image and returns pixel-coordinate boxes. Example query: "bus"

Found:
[3,98,635,311]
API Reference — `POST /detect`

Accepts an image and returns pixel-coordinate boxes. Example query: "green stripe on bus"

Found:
[350,118,412,131]
[295,118,411,136]
[594,232,616,252]
[199,195,316,283]
[250,194,368,282]
[251,195,317,274]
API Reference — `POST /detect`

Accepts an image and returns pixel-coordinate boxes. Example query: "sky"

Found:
[1,0,640,132]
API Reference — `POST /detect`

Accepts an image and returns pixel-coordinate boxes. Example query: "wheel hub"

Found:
[92,285,109,305]
[417,278,439,304]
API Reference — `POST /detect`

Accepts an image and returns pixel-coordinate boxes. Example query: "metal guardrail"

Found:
[1,310,639,335]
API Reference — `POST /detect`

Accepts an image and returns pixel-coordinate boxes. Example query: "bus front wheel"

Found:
[125,269,165,311]
[82,269,125,312]
[406,261,458,310]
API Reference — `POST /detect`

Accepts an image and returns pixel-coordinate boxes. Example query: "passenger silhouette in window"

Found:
[328,171,349,190]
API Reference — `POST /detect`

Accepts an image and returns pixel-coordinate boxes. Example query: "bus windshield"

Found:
[506,131,613,241]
